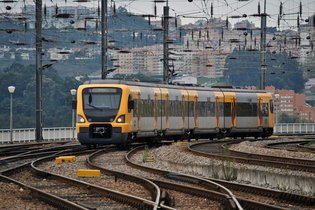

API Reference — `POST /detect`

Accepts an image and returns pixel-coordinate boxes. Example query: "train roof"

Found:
[84,79,269,94]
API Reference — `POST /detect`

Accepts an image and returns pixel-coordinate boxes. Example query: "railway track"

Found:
[187,140,315,209]
[125,145,305,210]
[266,140,315,153]
[189,140,315,173]
[88,147,234,210]
[0,141,71,157]
[1,147,158,209]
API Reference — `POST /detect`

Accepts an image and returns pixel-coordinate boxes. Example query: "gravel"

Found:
[0,181,57,210]
[130,141,315,196]
[229,139,315,160]
[39,154,152,201]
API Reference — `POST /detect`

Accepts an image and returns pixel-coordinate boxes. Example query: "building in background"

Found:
[266,86,315,122]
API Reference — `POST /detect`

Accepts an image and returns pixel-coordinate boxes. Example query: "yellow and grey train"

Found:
[76,80,274,146]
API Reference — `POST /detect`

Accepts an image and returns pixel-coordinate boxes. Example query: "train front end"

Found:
[76,84,132,146]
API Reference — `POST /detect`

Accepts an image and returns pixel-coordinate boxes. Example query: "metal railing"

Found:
[274,123,315,135]
[0,127,76,144]
[1,123,314,144]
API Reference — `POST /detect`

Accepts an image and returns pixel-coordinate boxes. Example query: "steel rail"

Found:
[31,150,158,209]
[126,146,244,210]
[87,148,161,210]
[188,141,315,206]
[189,141,315,173]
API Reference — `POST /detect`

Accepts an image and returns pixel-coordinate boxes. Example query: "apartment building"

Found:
[266,86,315,122]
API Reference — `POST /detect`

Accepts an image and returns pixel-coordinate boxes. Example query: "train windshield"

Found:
[82,88,122,122]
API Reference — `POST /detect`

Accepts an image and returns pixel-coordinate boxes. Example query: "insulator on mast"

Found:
[55,4,58,15]
[44,4,47,18]
[300,1,302,17]
[258,2,260,15]
[297,15,300,29]
[98,0,100,18]
[226,17,229,29]
[278,15,280,28]
[279,2,283,17]
[211,3,213,18]
[154,2,157,16]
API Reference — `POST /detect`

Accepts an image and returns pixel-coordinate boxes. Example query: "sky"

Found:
[1,0,315,29]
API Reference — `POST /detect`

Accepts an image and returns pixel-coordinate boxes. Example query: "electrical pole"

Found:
[163,0,170,83]
[101,0,108,79]
[260,0,267,90]
[35,0,43,141]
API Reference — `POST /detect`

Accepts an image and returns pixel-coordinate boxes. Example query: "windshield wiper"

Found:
[87,104,112,110]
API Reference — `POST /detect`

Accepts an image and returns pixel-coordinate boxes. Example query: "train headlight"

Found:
[116,115,125,123]
[77,115,85,123]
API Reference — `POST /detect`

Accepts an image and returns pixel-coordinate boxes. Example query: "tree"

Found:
[224,49,306,92]
[0,63,82,129]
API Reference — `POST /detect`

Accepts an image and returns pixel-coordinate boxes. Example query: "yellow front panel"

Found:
[76,84,132,134]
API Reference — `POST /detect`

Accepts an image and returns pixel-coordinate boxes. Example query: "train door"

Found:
[187,90,198,130]
[130,86,141,132]
[223,92,236,129]
[181,90,189,130]
[257,94,270,128]
[214,92,224,129]
[160,88,169,132]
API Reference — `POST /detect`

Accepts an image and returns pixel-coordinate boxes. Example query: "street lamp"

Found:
[70,89,77,141]
[8,86,15,144]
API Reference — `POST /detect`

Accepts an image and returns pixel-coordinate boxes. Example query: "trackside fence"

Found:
[274,123,315,135]
[1,123,314,144]
[0,127,76,144]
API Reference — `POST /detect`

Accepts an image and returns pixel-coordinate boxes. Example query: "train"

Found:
[75,80,274,147]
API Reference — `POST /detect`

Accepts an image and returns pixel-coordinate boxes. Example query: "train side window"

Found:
[270,100,274,113]
[224,102,231,117]
[128,96,134,113]
[134,100,138,117]
[261,103,269,117]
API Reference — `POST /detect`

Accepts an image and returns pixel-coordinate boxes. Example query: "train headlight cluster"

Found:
[77,115,85,123]
[116,115,125,123]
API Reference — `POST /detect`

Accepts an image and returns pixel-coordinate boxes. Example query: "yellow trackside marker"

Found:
[77,169,101,177]
[55,156,76,164]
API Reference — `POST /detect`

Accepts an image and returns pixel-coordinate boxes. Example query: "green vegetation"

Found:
[0,63,81,129]
[277,112,312,123]
[224,49,306,92]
